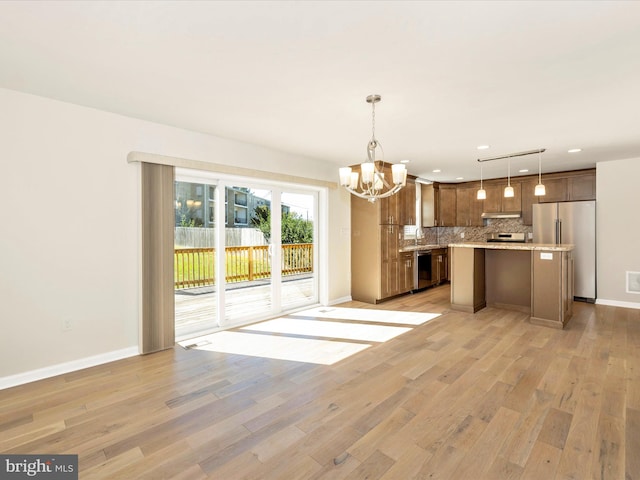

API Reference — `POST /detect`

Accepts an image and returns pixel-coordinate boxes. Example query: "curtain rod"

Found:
[477,148,546,163]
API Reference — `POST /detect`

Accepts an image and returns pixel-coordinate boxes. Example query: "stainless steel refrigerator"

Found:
[533,201,596,301]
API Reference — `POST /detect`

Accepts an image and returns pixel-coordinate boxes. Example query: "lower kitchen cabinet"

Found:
[399,252,414,294]
[431,248,448,285]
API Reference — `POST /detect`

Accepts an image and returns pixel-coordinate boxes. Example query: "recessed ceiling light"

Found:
[477,145,490,150]
[568,148,582,153]
[456,177,464,180]
[432,169,441,173]
[519,169,529,173]
[400,159,410,164]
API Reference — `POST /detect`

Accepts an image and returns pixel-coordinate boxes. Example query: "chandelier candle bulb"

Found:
[392,163,407,185]
[349,172,359,189]
[339,167,352,187]
[361,162,375,184]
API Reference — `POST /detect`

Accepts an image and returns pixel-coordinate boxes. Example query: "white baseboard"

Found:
[0,346,139,390]
[329,295,352,305]
[595,298,640,310]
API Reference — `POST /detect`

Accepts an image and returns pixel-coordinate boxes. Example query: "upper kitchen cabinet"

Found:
[538,177,568,203]
[502,182,522,212]
[568,171,596,201]
[421,181,456,227]
[421,183,438,227]
[379,176,416,225]
[483,182,522,213]
[438,185,457,227]
[379,191,400,225]
[399,178,417,226]
[520,178,539,225]
[536,169,595,203]
[456,186,484,226]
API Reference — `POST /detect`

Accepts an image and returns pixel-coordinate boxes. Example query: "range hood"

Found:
[481,211,522,219]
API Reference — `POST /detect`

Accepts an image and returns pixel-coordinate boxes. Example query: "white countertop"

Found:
[448,242,574,252]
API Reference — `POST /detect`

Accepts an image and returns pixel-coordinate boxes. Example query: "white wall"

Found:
[0,88,351,382]
[596,158,640,308]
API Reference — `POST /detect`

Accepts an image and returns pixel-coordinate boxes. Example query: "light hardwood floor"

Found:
[1,285,639,479]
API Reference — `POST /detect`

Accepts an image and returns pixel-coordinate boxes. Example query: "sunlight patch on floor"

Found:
[294,306,441,325]
[240,318,411,342]
[179,331,370,365]
[180,308,443,365]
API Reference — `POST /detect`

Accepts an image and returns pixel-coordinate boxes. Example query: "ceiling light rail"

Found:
[475,148,546,199]
[476,148,546,163]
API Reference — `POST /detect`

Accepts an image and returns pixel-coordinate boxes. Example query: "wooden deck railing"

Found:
[174,244,313,289]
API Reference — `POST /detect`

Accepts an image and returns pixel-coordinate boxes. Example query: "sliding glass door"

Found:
[174,169,319,338]
[280,190,316,311]
[174,177,219,339]
[223,185,276,324]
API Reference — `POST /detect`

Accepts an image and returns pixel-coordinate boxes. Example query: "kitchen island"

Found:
[448,242,574,329]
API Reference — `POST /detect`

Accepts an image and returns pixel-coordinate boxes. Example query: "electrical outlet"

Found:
[62,319,72,331]
[460,232,465,239]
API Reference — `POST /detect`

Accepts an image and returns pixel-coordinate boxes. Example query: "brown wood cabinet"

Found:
[399,252,415,294]
[431,248,448,285]
[502,182,522,212]
[399,178,416,225]
[531,249,573,328]
[483,183,522,213]
[350,194,406,303]
[520,179,539,226]
[378,175,416,225]
[379,190,400,225]
[422,182,455,227]
[438,185,457,227]
[421,183,439,227]
[538,177,568,203]
[380,223,400,299]
[456,186,484,226]
[569,173,596,201]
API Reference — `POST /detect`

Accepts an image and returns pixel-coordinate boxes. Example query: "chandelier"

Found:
[339,95,407,202]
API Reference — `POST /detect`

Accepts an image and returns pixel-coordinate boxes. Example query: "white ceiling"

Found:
[2,1,640,182]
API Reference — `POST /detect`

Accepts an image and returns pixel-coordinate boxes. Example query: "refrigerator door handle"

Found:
[556,219,562,244]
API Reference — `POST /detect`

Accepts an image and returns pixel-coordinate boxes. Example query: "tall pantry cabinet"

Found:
[350,177,416,304]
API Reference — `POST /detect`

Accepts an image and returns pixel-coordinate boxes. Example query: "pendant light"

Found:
[534,150,546,196]
[504,158,514,198]
[477,164,486,200]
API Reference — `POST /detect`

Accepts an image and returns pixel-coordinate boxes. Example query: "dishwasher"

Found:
[415,250,433,290]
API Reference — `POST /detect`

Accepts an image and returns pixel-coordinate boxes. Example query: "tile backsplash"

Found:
[404,218,533,246]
